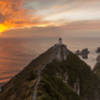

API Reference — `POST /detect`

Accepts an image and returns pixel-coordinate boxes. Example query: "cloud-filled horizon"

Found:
[0,0,100,37]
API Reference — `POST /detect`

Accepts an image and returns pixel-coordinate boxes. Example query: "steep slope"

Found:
[0,43,100,100]
[94,62,100,78]
[93,55,100,78]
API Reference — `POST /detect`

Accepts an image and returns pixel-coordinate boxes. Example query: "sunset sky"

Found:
[0,0,100,38]
[0,0,100,84]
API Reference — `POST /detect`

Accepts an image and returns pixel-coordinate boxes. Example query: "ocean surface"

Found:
[0,37,100,85]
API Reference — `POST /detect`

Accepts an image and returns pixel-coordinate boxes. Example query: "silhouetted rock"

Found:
[96,47,100,53]
[75,48,90,59]
[96,55,100,63]
[80,48,89,59]
[75,50,81,56]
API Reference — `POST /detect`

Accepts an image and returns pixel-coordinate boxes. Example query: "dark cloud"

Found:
[0,13,5,23]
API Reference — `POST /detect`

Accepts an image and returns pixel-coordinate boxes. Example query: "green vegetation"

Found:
[94,62,100,78]
[37,51,100,100]
[0,48,100,100]
[38,75,80,100]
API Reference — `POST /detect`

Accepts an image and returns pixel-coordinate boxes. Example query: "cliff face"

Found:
[94,61,100,78]
[0,44,100,100]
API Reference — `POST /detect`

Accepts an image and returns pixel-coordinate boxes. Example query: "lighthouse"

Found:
[56,37,68,61]
[58,38,62,45]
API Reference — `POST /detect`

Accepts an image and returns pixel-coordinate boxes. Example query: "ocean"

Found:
[0,37,100,85]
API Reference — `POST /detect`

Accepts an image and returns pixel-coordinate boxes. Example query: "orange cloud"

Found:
[0,0,53,33]
[1,0,100,33]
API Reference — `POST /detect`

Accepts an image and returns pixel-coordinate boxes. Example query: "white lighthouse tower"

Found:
[56,37,68,61]
[58,38,62,45]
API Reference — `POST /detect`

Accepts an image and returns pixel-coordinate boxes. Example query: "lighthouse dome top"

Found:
[58,37,62,45]
[59,37,62,40]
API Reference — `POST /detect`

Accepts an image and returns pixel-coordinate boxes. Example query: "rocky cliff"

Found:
[0,43,100,100]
